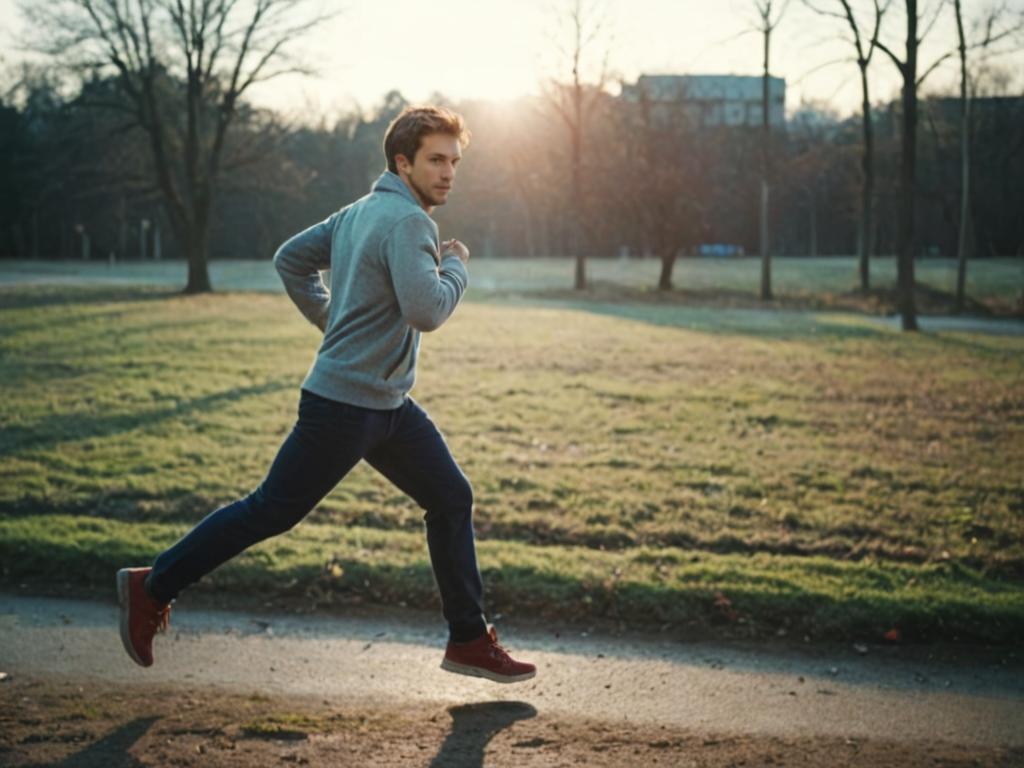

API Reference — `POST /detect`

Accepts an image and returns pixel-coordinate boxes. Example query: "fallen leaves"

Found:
[713,591,740,622]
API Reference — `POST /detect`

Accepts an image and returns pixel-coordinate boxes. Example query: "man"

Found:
[116,106,536,684]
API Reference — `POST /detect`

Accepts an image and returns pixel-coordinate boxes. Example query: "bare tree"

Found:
[626,81,707,290]
[22,0,328,293]
[545,0,612,290]
[803,0,892,292]
[754,0,790,300]
[786,102,837,257]
[951,0,1024,312]
[875,0,954,330]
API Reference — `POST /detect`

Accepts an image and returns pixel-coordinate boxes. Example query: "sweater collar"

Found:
[371,170,420,207]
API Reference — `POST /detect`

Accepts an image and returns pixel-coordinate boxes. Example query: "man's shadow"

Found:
[429,701,538,768]
[24,716,157,768]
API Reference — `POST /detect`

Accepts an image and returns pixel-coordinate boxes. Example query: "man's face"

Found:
[396,133,462,211]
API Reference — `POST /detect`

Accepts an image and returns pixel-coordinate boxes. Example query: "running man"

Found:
[116,106,536,684]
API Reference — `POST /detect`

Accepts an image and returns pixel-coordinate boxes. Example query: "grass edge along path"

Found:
[2,514,1021,645]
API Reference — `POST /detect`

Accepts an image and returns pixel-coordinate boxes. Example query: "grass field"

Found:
[1,273,1023,643]
[3,256,1022,313]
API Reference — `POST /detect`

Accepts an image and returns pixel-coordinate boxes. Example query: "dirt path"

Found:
[2,594,1022,766]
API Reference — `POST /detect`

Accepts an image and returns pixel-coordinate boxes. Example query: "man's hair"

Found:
[383,106,471,173]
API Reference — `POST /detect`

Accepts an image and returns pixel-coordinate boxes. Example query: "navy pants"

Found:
[146,389,488,642]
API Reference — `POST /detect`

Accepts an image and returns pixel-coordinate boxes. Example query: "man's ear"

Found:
[395,153,412,174]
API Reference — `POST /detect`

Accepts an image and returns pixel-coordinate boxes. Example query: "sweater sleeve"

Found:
[273,212,338,330]
[382,214,468,332]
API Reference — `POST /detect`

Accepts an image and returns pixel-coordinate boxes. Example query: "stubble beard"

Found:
[409,175,447,209]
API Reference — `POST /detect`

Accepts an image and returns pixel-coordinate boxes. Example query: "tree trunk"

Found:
[515,189,535,258]
[139,220,148,261]
[760,180,771,299]
[572,88,586,290]
[896,0,919,331]
[858,62,875,293]
[13,221,27,259]
[183,227,212,294]
[522,205,535,259]
[31,208,39,260]
[954,0,971,314]
[60,212,69,260]
[574,253,586,290]
[809,191,818,257]
[118,196,128,260]
[954,107,972,311]
[658,251,676,290]
[760,23,773,301]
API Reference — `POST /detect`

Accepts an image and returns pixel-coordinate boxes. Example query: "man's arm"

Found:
[273,213,338,331]
[382,215,469,332]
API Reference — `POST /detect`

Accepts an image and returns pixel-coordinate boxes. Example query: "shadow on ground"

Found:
[484,295,894,341]
[0,378,293,457]
[0,286,180,312]
[23,717,158,768]
[429,701,538,767]
[482,293,1023,345]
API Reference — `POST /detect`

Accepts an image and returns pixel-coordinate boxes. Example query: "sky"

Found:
[2,0,1023,120]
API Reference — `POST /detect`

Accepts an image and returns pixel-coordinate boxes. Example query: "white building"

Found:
[621,74,786,129]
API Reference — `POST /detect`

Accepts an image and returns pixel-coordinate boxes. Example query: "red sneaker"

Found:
[116,567,171,667]
[441,626,537,683]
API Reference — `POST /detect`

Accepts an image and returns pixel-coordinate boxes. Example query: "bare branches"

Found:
[916,0,947,45]
[202,0,238,83]
[916,50,954,86]
[235,14,326,97]
[869,0,894,60]
[802,0,893,71]
[967,1,1024,64]
[754,0,793,31]
[918,0,1024,88]
[801,0,849,23]
[541,0,614,289]
[545,0,613,88]
[792,54,858,86]
[874,36,904,72]
[753,0,774,45]
[21,0,329,291]
[542,0,613,126]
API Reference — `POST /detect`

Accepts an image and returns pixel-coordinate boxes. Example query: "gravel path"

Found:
[2,594,1021,750]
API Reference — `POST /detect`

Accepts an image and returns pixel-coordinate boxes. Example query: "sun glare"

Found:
[4,0,1021,119]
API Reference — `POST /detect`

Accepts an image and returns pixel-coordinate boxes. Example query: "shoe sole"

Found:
[440,657,536,684]
[116,569,149,668]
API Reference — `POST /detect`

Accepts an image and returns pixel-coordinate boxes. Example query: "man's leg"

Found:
[365,398,486,642]
[365,398,536,683]
[147,390,385,602]
[119,390,385,667]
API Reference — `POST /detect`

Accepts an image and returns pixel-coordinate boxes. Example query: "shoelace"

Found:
[487,630,513,666]
[152,604,170,634]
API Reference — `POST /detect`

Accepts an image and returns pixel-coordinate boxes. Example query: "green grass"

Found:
[1,283,1022,642]
[3,513,1020,642]
[3,256,1022,310]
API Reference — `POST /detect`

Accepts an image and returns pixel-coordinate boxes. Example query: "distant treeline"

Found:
[2,74,1022,263]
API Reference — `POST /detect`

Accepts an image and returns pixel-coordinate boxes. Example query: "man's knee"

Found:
[423,474,474,521]
[453,475,474,513]
[241,485,309,537]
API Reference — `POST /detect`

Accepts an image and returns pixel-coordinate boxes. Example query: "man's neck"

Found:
[397,172,433,214]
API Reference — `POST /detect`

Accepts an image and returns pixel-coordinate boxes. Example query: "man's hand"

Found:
[441,238,470,264]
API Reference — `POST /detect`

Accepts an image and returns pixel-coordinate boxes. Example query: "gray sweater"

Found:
[273,171,469,409]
